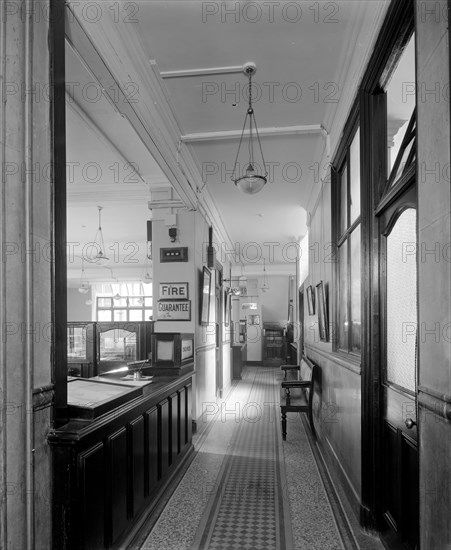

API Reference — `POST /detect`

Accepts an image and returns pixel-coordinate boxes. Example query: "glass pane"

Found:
[129,309,143,321]
[339,164,348,237]
[99,329,137,362]
[113,297,127,307]
[145,297,152,307]
[386,33,415,176]
[144,309,153,320]
[113,309,127,321]
[142,283,152,295]
[67,327,87,360]
[338,243,348,350]
[97,310,112,322]
[350,227,361,353]
[350,128,360,224]
[129,297,143,307]
[386,208,417,391]
[390,132,415,184]
[97,297,112,308]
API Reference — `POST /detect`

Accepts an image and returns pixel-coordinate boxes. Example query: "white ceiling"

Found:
[66,0,389,281]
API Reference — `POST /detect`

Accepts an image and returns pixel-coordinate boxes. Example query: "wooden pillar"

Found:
[416,1,451,548]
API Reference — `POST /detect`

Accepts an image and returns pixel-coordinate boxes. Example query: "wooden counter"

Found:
[48,370,194,550]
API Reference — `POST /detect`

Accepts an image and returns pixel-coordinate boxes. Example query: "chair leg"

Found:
[281,409,287,440]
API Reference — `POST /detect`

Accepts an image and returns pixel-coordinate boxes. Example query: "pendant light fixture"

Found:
[86,206,109,265]
[137,282,145,305]
[142,227,152,283]
[261,258,269,293]
[78,258,90,294]
[238,264,247,295]
[113,279,121,301]
[231,63,268,194]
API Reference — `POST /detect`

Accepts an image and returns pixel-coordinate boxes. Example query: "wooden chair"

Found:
[279,357,317,440]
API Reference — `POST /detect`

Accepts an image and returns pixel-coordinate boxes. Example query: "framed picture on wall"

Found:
[224,290,231,327]
[307,285,315,316]
[200,266,211,325]
[316,281,329,342]
[248,314,260,325]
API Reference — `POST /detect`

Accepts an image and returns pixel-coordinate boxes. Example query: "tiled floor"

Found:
[130,367,384,550]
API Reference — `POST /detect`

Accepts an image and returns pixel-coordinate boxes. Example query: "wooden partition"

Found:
[49,373,193,549]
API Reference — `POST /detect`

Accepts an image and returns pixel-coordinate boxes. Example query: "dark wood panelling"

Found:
[129,417,145,518]
[50,375,194,549]
[169,392,179,463]
[178,387,187,450]
[383,422,401,532]
[402,437,419,548]
[108,428,128,546]
[79,443,105,550]
[159,398,169,478]
[186,383,192,443]
[145,406,159,496]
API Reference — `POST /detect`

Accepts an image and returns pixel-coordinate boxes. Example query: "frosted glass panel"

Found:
[386,208,417,391]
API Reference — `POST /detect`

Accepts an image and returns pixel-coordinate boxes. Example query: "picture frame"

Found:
[307,285,315,316]
[200,266,211,325]
[224,290,231,327]
[316,281,329,342]
[248,314,260,325]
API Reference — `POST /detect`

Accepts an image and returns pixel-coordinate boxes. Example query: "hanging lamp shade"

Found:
[260,258,270,293]
[86,206,110,265]
[231,64,268,195]
[78,258,90,294]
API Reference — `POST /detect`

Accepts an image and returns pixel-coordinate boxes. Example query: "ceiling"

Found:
[66,0,389,282]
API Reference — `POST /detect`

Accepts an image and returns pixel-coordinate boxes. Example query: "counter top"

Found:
[50,370,195,440]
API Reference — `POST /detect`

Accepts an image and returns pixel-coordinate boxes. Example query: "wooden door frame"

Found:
[359,0,415,531]
[51,0,68,427]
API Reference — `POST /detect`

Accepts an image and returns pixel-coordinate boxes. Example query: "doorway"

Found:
[377,184,418,549]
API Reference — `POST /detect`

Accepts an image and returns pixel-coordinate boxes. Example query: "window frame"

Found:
[332,111,362,359]
[96,295,153,322]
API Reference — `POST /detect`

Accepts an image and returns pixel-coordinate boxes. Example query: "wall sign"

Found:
[181,339,194,360]
[157,300,191,321]
[159,282,188,300]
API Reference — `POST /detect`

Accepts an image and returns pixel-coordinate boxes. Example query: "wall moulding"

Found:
[418,386,451,421]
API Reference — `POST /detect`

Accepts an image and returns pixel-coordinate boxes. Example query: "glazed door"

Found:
[378,185,419,549]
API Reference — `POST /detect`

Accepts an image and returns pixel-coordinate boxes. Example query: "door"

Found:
[378,184,419,549]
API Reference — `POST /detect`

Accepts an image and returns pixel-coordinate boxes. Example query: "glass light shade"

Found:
[234,165,267,194]
[78,284,89,294]
[260,282,269,293]
[95,250,109,265]
[238,275,247,287]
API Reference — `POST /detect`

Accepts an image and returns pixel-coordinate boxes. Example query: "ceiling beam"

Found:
[66,92,148,185]
[160,65,244,79]
[181,124,326,143]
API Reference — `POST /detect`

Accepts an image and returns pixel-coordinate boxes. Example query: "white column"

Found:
[0,1,53,548]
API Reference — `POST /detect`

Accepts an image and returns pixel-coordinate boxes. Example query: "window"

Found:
[95,282,153,321]
[384,33,416,193]
[335,127,361,354]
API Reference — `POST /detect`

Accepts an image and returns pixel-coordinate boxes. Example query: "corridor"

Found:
[129,367,383,550]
